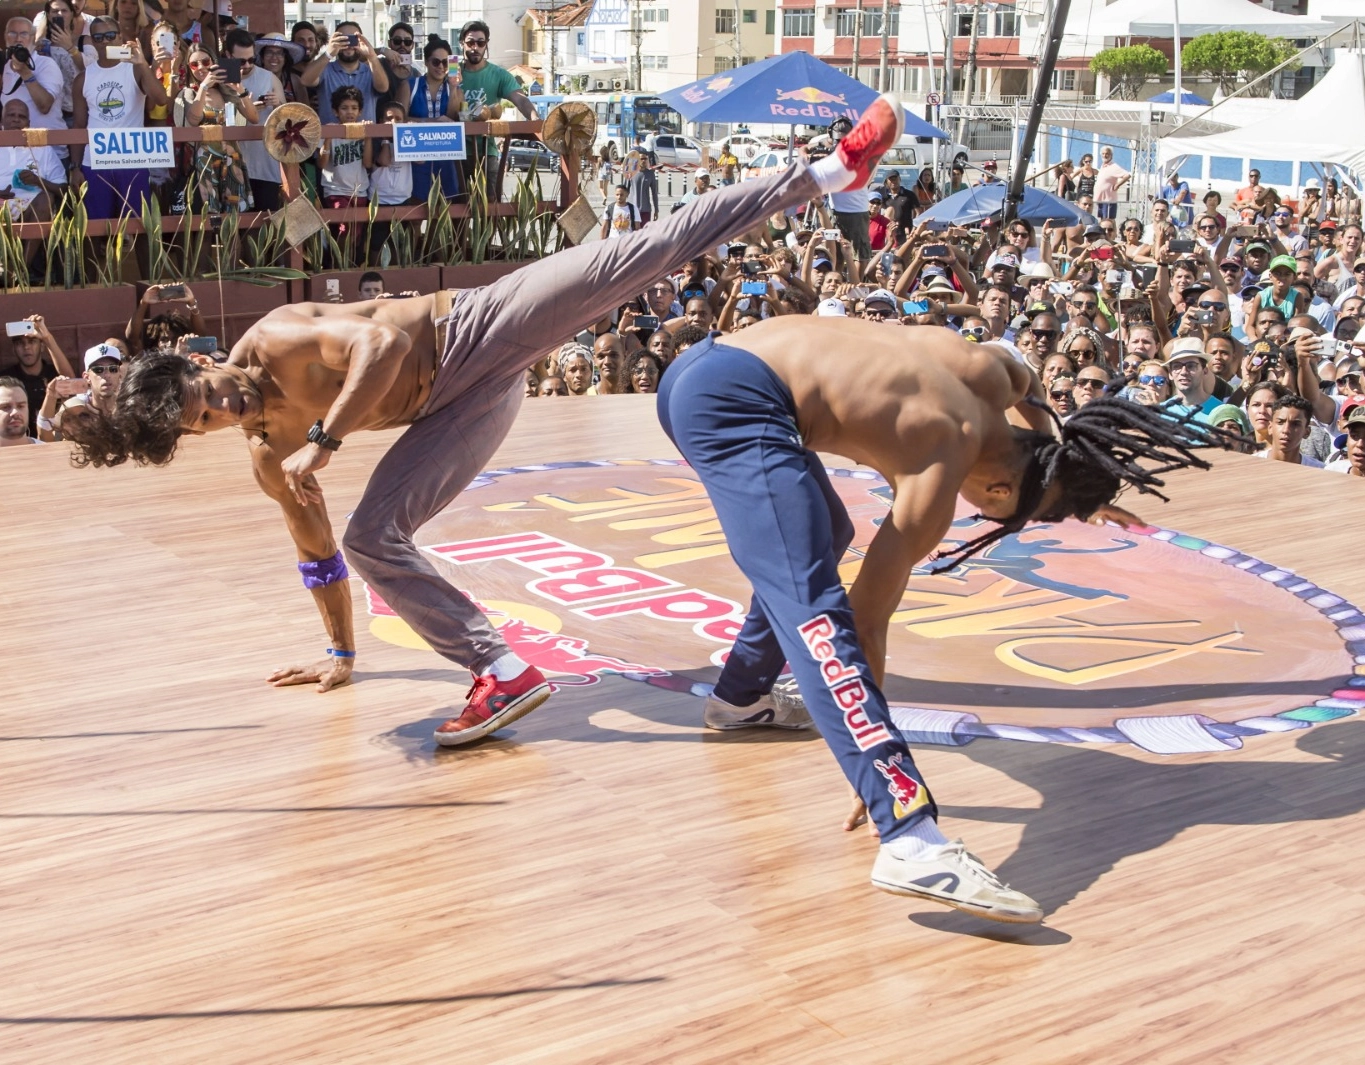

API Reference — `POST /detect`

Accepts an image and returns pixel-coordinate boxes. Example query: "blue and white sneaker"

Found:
[702,679,813,730]
[871,838,1043,923]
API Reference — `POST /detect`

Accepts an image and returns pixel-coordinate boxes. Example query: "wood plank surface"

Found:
[3,396,1364,1064]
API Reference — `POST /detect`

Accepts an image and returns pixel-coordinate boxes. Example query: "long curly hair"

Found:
[70,351,199,468]
[930,396,1245,573]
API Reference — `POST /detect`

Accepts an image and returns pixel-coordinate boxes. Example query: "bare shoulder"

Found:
[964,342,1033,409]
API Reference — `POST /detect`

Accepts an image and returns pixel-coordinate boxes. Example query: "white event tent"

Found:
[1092,0,1336,39]
[1159,50,1365,193]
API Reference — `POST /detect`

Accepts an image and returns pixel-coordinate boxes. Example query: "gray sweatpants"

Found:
[343,162,822,675]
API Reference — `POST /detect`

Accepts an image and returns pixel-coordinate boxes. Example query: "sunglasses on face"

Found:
[1071,346,1096,356]
[92,30,119,42]
[1198,301,1227,311]
[88,364,120,375]
[961,326,988,338]
[463,37,487,46]
[188,59,213,69]
[1071,300,1097,311]
[1031,329,1058,339]
[390,36,413,46]
[1198,223,1218,231]
[1050,389,1074,400]
[1138,373,1168,386]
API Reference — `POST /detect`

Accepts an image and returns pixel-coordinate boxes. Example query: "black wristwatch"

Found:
[307,420,343,451]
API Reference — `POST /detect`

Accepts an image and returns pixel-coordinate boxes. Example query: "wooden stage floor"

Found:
[5,397,1365,1064]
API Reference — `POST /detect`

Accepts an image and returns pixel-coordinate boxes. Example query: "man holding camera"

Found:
[2,18,62,134]
[1,314,74,436]
[300,22,388,123]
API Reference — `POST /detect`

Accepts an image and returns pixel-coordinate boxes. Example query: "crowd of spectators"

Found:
[526,146,1365,479]
[0,8,536,226]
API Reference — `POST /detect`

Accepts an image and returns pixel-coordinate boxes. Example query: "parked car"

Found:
[741,150,787,180]
[647,132,704,167]
[707,133,778,164]
[506,137,560,172]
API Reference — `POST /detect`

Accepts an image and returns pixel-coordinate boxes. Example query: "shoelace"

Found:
[941,840,1010,890]
[464,675,497,707]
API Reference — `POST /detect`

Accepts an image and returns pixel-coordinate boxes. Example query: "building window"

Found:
[766,9,774,34]
[743,9,756,24]
[1051,69,1077,91]
[658,9,667,21]
[783,9,814,36]
[643,8,654,20]
[592,29,605,53]
[715,55,736,72]
[716,9,736,34]
[576,31,584,46]
[656,54,667,69]
[839,7,898,36]
[995,10,1018,36]
[864,8,899,36]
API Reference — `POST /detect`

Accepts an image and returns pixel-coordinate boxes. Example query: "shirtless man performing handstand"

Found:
[658,316,1231,922]
[74,94,911,747]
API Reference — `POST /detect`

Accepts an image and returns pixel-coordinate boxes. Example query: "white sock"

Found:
[485,651,530,681]
[884,817,949,859]
[810,151,854,194]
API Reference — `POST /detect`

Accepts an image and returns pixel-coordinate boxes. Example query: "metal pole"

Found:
[1005,0,1072,223]
[548,1,556,92]
[852,0,864,82]
[1173,0,1182,124]
[877,0,891,92]
[944,0,955,109]
[735,0,743,67]
[956,0,981,149]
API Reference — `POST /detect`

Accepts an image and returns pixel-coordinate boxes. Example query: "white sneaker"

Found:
[871,838,1043,923]
[702,680,813,730]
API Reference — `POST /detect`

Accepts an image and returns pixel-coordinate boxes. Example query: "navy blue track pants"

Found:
[658,335,938,841]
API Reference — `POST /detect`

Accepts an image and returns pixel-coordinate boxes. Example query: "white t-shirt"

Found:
[0,143,63,217]
[369,156,412,205]
[4,53,65,130]
[1253,449,1324,468]
[603,200,637,238]
[237,65,284,184]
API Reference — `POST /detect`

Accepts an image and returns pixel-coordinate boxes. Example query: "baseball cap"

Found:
[1164,337,1209,365]
[1320,220,1339,231]
[1219,255,1243,268]
[1267,254,1298,274]
[83,342,123,370]
[869,190,883,202]
[1083,224,1106,240]
[816,297,847,316]
[1244,241,1272,255]
[693,168,709,178]
[1183,281,1212,299]
[812,254,832,270]
[864,287,899,309]
[1333,398,1365,448]
[987,250,1020,270]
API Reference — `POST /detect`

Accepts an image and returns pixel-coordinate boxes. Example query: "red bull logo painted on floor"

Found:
[360,460,1365,754]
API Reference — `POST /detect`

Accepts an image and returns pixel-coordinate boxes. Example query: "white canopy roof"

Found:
[1094,0,1335,39]
[1159,51,1365,181]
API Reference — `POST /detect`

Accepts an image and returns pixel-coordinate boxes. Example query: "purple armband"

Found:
[299,550,349,589]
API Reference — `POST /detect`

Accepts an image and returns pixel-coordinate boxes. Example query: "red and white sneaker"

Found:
[833,94,905,191]
[433,665,552,747]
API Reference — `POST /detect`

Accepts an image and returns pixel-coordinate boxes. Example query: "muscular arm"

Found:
[251,435,357,686]
[847,456,963,687]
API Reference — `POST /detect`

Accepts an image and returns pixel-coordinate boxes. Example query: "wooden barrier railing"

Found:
[0,119,572,241]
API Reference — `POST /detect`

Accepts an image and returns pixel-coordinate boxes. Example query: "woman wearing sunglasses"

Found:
[1121,360,1171,406]
[404,34,464,202]
[1060,324,1110,372]
[172,45,256,213]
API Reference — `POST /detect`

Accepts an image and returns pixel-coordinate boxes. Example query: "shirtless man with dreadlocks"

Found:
[658,315,1234,923]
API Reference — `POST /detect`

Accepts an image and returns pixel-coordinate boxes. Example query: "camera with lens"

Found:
[6,44,32,68]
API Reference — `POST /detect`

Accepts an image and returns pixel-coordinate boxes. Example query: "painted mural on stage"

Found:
[361,460,1365,754]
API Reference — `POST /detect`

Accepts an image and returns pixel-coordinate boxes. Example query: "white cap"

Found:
[83,342,123,370]
[694,168,709,177]
[816,297,847,316]
[864,287,899,308]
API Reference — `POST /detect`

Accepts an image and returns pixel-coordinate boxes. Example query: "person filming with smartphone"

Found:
[0,313,75,435]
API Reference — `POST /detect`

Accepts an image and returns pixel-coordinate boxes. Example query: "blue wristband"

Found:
[327,648,357,659]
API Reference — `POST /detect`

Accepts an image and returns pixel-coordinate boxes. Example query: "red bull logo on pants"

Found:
[875,753,929,818]
[798,613,893,751]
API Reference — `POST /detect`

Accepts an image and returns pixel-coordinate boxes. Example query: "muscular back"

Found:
[727,317,1033,481]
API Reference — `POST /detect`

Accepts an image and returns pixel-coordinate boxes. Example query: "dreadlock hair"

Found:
[929,395,1246,574]
[71,351,200,468]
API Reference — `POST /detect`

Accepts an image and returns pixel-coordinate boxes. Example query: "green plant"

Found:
[141,195,171,283]
[0,210,31,293]
[1183,31,1300,96]
[462,165,495,264]
[93,208,133,288]
[1090,45,1168,101]
[43,189,88,290]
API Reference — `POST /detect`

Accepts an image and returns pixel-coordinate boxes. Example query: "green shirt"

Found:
[458,61,522,157]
